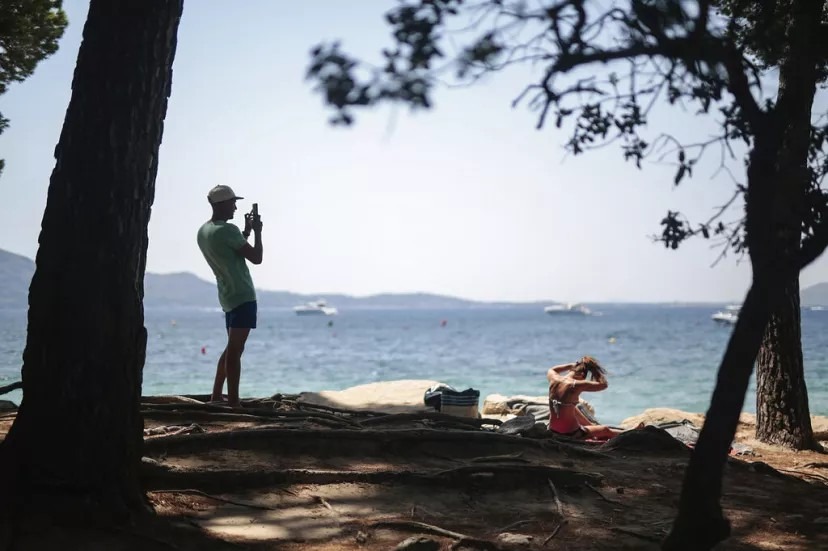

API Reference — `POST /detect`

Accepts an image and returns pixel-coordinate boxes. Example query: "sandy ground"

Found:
[1,381,827,550]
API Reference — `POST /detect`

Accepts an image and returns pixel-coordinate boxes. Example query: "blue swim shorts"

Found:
[225,301,257,330]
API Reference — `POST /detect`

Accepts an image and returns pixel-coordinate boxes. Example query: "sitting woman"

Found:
[546,356,625,440]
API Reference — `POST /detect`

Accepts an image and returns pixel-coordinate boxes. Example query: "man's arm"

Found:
[237,227,262,265]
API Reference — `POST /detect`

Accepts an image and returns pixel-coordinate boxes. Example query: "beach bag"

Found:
[423,384,480,418]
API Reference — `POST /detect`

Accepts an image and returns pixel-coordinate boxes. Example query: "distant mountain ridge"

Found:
[0,249,35,308]
[3,247,828,308]
[143,272,535,310]
[802,282,828,307]
[0,248,544,310]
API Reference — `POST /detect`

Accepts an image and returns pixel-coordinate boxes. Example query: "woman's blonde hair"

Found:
[572,356,606,380]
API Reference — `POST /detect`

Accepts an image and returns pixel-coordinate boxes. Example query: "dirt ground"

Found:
[1,395,827,550]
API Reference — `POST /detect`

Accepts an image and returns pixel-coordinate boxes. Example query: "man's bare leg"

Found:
[225,327,251,407]
[211,347,227,402]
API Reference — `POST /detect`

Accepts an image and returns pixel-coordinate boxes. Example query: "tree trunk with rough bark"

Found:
[756,278,816,448]
[665,0,823,548]
[752,0,820,451]
[0,0,183,531]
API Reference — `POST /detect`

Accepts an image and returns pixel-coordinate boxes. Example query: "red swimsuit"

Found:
[548,398,586,437]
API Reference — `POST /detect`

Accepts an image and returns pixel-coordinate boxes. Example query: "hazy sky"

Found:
[1,0,827,303]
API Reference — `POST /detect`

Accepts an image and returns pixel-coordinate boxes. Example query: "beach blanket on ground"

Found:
[493,409,746,449]
[486,395,599,425]
[657,420,701,446]
[654,420,755,455]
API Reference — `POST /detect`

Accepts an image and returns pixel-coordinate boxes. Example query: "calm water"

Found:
[1,305,826,425]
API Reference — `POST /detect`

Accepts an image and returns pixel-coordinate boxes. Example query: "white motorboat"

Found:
[544,302,591,315]
[712,305,740,325]
[293,299,338,316]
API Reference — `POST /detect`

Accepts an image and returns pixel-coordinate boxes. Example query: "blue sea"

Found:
[1,305,826,425]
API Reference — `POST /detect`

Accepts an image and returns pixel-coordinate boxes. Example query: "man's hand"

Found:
[243,213,253,238]
[251,214,263,234]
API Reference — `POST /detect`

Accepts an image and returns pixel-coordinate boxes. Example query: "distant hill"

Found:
[0,249,35,308]
[9,245,824,308]
[0,248,544,310]
[802,282,828,306]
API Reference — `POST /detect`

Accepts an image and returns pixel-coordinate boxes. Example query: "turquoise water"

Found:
[1,305,826,425]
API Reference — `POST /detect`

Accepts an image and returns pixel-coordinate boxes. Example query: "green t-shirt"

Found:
[197,220,256,312]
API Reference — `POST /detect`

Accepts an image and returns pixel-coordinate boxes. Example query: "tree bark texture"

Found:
[0,0,183,524]
[756,278,815,448]
[753,0,820,449]
[666,1,823,549]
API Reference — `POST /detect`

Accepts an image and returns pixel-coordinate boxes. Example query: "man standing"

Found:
[197,185,263,407]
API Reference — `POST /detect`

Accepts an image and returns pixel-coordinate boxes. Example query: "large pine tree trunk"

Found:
[751,0,820,451]
[666,0,821,548]
[756,278,815,448]
[0,0,182,525]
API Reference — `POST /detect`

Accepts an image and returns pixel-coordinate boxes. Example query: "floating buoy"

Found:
[440,320,447,327]
[608,337,616,344]
[201,346,207,355]
[171,320,177,326]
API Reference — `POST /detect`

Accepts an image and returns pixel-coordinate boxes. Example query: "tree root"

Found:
[777,467,828,484]
[469,453,526,463]
[495,519,536,533]
[584,482,623,506]
[450,537,507,550]
[143,463,601,493]
[542,521,565,546]
[367,519,467,539]
[141,403,361,427]
[0,381,22,396]
[360,520,507,550]
[358,412,501,428]
[148,489,276,510]
[142,426,604,461]
[430,463,602,486]
[547,479,563,517]
[285,399,386,417]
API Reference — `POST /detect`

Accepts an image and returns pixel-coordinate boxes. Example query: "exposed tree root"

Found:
[469,453,526,463]
[359,412,501,428]
[542,521,565,546]
[431,463,600,485]
[142,462,601,493]
[366,519,468,539]
[142,427,606,460]
[148,489,276,510]
[495,519,537,533]
[584,482,624,506]
[547,479,563,517]
[0,381,22,396]
[285,400,388,417]
[142,403,361,427]
[359,519,507,550]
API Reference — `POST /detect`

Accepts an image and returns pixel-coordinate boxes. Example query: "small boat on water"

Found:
[544,302,591,315]
[712,305,740,325]
[293,299,338,316]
